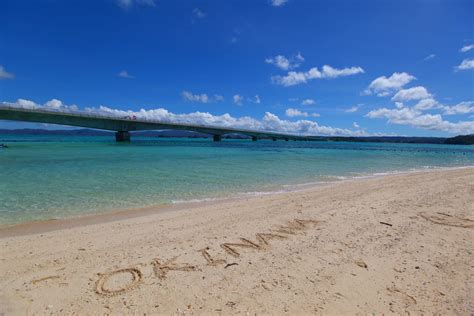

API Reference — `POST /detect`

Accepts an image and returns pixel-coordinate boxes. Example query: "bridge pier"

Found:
[213,134,222,142]
[252,136,257,141]
[115,131,131,142]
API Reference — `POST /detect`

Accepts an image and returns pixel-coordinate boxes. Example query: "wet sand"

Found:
[1,168,473,314]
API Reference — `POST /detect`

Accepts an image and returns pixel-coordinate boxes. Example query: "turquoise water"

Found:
[1,135,473,225]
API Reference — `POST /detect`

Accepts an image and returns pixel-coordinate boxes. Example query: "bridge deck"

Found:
[0,106,318,142]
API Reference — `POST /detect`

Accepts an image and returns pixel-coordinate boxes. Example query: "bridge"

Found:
[0,105,318,142]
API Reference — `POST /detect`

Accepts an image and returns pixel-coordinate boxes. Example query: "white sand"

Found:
[1,168,473,314]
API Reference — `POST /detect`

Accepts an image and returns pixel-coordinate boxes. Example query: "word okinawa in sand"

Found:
[94,218,320,297]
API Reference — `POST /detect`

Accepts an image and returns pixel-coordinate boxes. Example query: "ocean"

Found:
[1,134,473,225]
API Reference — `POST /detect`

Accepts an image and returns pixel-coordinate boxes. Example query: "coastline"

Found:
[1,168,473,314]
[1,165,472,237]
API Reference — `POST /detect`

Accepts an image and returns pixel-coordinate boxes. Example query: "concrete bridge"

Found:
[0,105,318,142]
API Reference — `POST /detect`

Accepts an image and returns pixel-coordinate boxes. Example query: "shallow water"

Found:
[1,135,473,225]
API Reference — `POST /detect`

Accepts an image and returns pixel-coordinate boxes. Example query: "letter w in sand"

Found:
[152,256,198,280]
[221,233,287,258]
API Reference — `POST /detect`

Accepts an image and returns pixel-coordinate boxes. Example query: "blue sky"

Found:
[1,0,473,136]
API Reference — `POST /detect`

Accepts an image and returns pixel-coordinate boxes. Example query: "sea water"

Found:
[1,135,473,225]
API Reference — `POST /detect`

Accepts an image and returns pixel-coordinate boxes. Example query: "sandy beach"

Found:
[1,168,473,314]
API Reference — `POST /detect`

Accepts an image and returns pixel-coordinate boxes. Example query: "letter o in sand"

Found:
[95,268,142,297]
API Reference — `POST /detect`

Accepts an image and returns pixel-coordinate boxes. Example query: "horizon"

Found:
[1,0,473,137]
[1,127,472,140]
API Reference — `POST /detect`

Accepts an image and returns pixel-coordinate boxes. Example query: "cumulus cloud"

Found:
[366,83,474,134]
[117,70,134,79]
[460,44,474,53]
[391,86,431,102]
[2,98,366,136]
[353,122,360,128]
[456,58,474,70]
[233,94,243,105]
[409,97,473,116]
[117,0,155,9]
[301,99,316,106]
[2,98,78,111]
[0,65,15,80]
[366,107,474,134]
[253,95,261,104]
[363,72,416,96]
[285,108,320,118]
[272,65,364,87]
[265,53,304,70]
[320,65,364,78]
[270,0,288,6]
[413,98,439,111]
[442,101,474,115]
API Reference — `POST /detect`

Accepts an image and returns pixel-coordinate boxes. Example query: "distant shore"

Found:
[1,168,473,314]
[2,129,474,144]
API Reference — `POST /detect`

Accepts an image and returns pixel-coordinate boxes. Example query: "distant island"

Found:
[1,129,473,145]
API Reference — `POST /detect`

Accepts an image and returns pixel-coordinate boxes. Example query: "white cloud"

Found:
[181,92,223,103]
[456,58,474,70]
[460,44,474,53]
[320,65,364,78]
[2,98,366,136]
[0,65,15,80]
[353,122,360,128]
[423,54,436,61]
[413,98,439,111]
[2,98,78,111]
[391,86,432,102]
[411,97,474,116]
[345,105,361,113]
[285,108,319,118]
[117,70,134,79]
[271,0,288,6]
[192,8,207,19]
[442,101,474,115]
[272,71,307,86]
[366,107,474,134]
[301,99,316,106]
[182,91,210,103]
[272,65,364,87]
[233,94,243,106]
[117,0,155,9]
[265,53,304,70]
[364,72,416,96]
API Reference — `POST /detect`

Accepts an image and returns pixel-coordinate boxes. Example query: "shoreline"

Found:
[1,165,473,238]
[1,167,473,314]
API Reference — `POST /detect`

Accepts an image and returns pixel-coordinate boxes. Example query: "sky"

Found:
[0,0,473,137]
